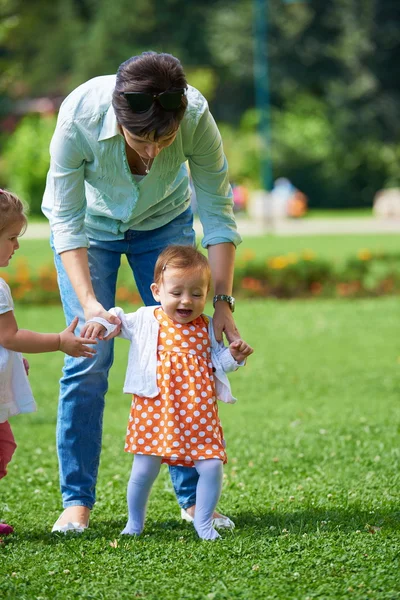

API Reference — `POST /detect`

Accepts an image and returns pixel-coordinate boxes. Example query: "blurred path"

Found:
[24,216,400,240]
[264,217,400,236]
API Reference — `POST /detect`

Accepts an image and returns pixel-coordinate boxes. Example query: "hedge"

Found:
[2,250,400,305]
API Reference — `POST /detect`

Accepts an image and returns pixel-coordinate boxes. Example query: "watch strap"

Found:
[213,294,235,312]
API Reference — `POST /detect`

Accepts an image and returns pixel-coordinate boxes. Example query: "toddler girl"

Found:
[0,189,96,535]
[86,244,253,540]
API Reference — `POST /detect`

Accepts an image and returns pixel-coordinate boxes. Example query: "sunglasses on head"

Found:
[121,88,187,113]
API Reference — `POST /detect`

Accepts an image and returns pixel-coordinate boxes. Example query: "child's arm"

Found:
[0,312,96,358]
[229,339,254,364]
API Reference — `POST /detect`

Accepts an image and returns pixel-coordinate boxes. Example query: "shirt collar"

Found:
[98,104,120,141]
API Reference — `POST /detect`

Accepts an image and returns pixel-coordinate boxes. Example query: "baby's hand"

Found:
[83,319,121,341]
[81,308,121,340]
[59,317,97,358]
[229,339,254,363]
[83,321,107,340]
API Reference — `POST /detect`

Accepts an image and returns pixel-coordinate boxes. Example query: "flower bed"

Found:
[2,250,400,304]
[235,249,400,298]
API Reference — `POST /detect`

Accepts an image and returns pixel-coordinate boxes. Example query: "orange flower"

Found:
[15,259,30,283]
[116,286,133,302]
[310,282,323,295]
[39,265,56,278]
[268,256,288,270]
[241,277,263,292]
[242,249,256,261]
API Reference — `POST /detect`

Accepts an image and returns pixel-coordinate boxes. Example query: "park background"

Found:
[0,1,399,599]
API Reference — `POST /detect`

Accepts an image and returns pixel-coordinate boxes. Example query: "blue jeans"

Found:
[53,207,198,509]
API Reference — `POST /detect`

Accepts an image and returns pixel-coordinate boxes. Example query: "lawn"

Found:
[235,233,400,261]
[1,297,399,599]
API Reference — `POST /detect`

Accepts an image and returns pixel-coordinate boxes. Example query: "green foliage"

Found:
[222,95,400,208]
[1,0,400,207]
[2,113,56,215]
[0,299,399,598]
[185,67,218,101]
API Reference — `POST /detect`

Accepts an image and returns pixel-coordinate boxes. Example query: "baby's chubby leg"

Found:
[121,454,162,535]
[193,459,223,540]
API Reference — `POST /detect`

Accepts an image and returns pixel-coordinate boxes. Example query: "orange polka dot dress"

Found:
[124,307,227,467]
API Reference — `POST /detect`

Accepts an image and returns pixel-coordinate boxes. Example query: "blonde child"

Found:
[0,189,96,535]
[85,245,253,540]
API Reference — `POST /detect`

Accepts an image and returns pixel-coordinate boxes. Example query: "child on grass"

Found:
[0,189,97,535]
[84,245,253,540]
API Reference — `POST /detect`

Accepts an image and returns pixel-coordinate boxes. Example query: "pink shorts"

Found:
[0,421,17,479]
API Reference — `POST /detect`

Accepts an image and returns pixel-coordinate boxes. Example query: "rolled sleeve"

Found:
[188,108,242,249]
[218,346,241,373]
[43,119,89,254]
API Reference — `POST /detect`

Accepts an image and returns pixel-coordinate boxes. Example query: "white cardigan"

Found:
[95,306,242,404]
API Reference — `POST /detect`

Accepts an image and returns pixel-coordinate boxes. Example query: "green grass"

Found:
[1,298,399,599]
[235,233,400,261]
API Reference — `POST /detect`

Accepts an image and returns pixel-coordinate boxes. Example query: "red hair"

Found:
[154,245,211,286]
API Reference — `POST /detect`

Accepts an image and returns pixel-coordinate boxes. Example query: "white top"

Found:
[89,306,243,404]
[0,278,37,423]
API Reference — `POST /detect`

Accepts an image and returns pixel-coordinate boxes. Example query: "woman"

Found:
[42,51,241,533]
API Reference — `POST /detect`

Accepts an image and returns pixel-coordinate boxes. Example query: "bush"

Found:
[4,250,400,305]
[2,113,57,215]
[234,249,400,299]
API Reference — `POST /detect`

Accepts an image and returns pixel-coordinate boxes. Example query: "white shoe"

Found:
[181,508,235,529]
[52,520,88,534]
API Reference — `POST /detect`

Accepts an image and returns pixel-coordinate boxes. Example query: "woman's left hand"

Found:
[212,301,240,343]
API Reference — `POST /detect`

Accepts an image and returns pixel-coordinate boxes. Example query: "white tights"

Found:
[121,455,223,540]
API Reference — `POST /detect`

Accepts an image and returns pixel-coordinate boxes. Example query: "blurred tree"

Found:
[2,113,57,215]
[0,0,218,95]
[1,0,400,207]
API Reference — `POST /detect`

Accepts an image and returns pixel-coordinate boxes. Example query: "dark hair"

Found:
[0,188,28,234]
[112,51,188,141]
[154,245,211,287]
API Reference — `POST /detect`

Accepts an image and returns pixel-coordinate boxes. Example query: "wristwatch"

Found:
[213,294,235,312]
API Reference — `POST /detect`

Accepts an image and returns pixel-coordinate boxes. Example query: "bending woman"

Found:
[42,51,241,533]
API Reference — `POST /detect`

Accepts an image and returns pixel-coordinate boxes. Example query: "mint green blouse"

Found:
[42,75,241,254]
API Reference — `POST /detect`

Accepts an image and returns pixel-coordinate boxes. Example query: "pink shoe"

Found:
[0,523,14,535]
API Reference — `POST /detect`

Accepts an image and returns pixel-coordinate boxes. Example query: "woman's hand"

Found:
[229,339,254,363]
[59,317,97,357]
[80,301,121,340]
[212,301,240,344]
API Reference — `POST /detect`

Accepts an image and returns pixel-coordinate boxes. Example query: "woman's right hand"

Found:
[80,301,121,340]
